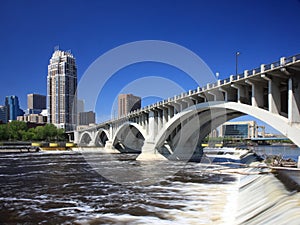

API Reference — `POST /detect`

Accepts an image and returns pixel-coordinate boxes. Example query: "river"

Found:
[0,146,299,224]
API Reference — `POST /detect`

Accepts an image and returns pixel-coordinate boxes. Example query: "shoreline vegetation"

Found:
[0,121,66,142]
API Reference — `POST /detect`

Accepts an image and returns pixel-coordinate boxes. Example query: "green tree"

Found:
[33,126,45,141]
[7,121,27,141]
[57,128,66,141]
[43,124,58,141]
[21,128,35,141]
[0,124,8,141]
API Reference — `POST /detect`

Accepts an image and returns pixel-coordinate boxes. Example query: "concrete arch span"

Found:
[217,102,300,147]
[161,109,242,150]
[94,129,110,147]
[79,132,93,146]
[156,107,243,160]
[112,122,147,152]
[154,102,231,149]
[155,101,300,152]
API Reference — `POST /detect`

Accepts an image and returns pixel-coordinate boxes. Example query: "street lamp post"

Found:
[236,52,240,76]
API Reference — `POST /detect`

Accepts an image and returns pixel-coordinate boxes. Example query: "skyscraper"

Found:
[5,95,24,121]
[77,99,84,114]
[27,93,46,114]
[79,111,96,125]
[47,49,77,131]
[118,94,141,118]
[0,106,8,124]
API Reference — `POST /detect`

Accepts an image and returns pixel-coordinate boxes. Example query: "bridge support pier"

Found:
[103,140,120,154]
[288,77,300,124]
[245,80,264,107]
[136,141,167,161]
[73,131,79,144]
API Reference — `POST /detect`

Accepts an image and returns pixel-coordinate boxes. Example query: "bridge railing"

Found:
[272,61,281,69]
[212,81,219,88]
[264,63,272,71]
[254,67,261,74]
[285,56,294,64]
[223,77,231,84]
[238,73,244,79]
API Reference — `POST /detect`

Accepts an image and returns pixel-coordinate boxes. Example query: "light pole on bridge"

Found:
[236,51,240,76]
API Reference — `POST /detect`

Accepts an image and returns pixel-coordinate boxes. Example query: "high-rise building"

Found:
[79,111,96,125]
[27,93,46,114]
[77,99,84,113]
[47,49,77,131]
[0,106,8,124]
[5,95,24,121]
[118,94,141,118]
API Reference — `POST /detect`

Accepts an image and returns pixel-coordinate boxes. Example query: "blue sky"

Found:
[1,0,300,133]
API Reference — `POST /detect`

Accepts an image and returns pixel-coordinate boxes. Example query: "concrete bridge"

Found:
[74,54,300,160]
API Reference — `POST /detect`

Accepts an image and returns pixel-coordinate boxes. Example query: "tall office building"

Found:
[76,99,96,126]
[47,49,77,131]
[118,94,141,118]
[27,93,46,114]
[79,111,96,125]
[77,99,84,113]
[0,106,8,124]
[5,95,24,121]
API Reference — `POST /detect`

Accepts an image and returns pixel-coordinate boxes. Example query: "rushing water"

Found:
[0,146,299,224]
[0,151,239,224]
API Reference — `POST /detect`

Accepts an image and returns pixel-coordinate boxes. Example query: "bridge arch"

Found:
[79,132,93,146]
[155,101,300,151]
[94,129,110,147]
[155,102,227,149]
[112,122,147,152]
[217,102,300,147]
[153,102,242,160]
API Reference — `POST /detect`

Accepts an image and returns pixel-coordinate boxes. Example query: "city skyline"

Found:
[1,0,300,133]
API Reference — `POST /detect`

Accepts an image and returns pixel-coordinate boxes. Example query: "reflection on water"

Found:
[0,151,238,224]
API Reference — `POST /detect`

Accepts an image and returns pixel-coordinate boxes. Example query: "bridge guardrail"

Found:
[285,56,294,64]
[264,64,272,71]
[224,77,231,84]
[238,73,244,79]
[272,61,280,68]
[253,67,261,74]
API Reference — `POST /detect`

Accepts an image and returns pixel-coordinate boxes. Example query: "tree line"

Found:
[0,121,66,142]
